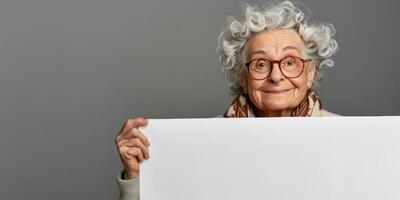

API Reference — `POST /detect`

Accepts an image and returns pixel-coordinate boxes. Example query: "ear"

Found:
[306,59,317,89]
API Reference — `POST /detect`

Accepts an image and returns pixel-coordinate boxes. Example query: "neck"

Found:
[253,107,293,117]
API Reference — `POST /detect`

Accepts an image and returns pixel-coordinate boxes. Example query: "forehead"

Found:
[246,28,305,56]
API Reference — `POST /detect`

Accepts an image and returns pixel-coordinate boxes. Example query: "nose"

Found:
[268,63,284,83]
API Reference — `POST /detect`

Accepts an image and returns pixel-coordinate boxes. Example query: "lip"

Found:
[262,88,293,94]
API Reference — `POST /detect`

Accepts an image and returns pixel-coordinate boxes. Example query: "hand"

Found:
[115,117,151,179]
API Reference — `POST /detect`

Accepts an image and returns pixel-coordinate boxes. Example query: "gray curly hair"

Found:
[216,0,338,96]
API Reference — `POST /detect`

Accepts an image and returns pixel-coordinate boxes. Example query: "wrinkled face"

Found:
[242,28,316,113]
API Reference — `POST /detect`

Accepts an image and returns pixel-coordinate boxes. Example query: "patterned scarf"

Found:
[223,89,323,117]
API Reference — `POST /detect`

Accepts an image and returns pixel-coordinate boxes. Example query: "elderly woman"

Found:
[115,1,338,199]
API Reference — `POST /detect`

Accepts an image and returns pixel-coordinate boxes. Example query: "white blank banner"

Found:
[140,116,400,200]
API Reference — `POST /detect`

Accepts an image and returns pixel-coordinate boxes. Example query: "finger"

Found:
[121,128,151,147]
[116,117,148,142]
[127,148,144,163]
[121,117,148,134]
[118,146,135,161]
[117,138,148,158]
[124,138,150,159]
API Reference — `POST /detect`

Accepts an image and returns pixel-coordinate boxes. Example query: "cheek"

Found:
[289,75,309,104]
[247,81,264,106]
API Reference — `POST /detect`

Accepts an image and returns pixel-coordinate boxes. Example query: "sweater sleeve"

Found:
[117,169,140,200]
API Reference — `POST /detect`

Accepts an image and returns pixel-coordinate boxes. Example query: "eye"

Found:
[286,58,295,65]
[256,60,269,68]
[255,59,271,69]
[282,57,298,68]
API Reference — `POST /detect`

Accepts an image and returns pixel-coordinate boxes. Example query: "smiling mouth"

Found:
[263,88,292,94]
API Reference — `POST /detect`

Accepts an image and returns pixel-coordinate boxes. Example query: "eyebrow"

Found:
[250,45,301,56]
[282,45,301,54]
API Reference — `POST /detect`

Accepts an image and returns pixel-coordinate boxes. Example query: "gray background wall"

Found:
[1,0,399,199]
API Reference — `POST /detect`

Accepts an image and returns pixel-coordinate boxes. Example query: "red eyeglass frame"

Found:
[244,56,311,79]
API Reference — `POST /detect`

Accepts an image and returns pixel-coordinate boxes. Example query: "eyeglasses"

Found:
[245,56,311,80]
